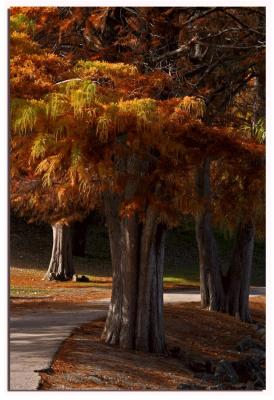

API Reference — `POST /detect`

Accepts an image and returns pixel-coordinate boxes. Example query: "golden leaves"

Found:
[35,154,63,187]
[96,115,111,142]
[178,96,206,119]
[12,102,39,134]
[75,60,138,80]
[31,134,52,160]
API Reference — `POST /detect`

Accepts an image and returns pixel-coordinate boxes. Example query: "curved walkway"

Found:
[9,308,107,390]
[9,287,265,391]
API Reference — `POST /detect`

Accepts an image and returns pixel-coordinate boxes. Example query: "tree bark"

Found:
[195,158,225,311]
[195,210,225,311]
[225,221,255,322]
[195,157,256,321]
[102,193,166,353]
[44,223,75,281]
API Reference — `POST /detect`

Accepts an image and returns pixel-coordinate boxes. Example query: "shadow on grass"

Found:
[10,217,265,286]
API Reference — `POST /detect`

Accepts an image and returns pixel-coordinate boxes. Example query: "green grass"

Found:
[10,287,52,297]
[164,226,265,286]
[10,216,265,287]
[163,277,199,286]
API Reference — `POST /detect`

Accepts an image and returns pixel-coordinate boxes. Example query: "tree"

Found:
[10,138,99,280]
[10,7,265,350]
[32,66,265,345]
[10,14,98,280]
[194,153,264,320]
[191,66,265,320]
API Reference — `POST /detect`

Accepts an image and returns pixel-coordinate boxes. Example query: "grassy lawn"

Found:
[10,216,265,298]
[165,226,265,287]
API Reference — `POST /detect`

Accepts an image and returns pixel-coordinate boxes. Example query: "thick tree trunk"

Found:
[135,207,166,353]
[72,219,88,257]
[225,221,255,322]
[44,223,75,281]
[195,158,225,311]
[102,193,166,353]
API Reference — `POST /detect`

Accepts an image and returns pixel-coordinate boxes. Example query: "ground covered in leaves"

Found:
[38,298,265,391]
[10,267,196,313]
[10,267,111,312]
[10,217,266,390]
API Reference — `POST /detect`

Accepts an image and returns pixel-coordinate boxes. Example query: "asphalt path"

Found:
[9,287,265,391]
[9,308,107,391]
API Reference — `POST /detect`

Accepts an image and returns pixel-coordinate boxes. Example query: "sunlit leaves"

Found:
[12,100,41,134]
[117,98,157,132]
[178,96,206,119]
[241,118,266,144]
[45,92,66,120]
[69,81,96,116]
[35,154,63,187]
[75,60,138,80]
[31,134,53,159]
[96,115,111,142]
[10,13,35,35]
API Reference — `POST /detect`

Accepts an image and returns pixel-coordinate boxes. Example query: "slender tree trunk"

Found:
[102,193,166,353]
[44,223,75,281]
[72,219,88,257]
[225,221,255,322]
[195,210,225,311]
[195,158,225,311]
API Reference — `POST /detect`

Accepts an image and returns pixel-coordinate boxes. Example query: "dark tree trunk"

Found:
[195,159,255,320]
[72,219,88,257]
[195,210,225,311]
[195,158,225,311]
[102,193,166,353]
[225,221,255,322]
[44,223,75,281]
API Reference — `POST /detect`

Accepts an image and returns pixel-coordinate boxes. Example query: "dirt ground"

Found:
[38,298,265,391]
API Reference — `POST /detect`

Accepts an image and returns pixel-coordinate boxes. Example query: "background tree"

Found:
[10,16,99,280]
[10,116,100,280]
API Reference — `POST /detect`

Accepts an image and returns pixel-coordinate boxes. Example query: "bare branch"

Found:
[221,9,265,37]
[152,41,194,62]
[54,78,82,86]
[181,7,218,26]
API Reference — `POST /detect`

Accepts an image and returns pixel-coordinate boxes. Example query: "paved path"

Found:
[163,286,265,304]
[90,286,266,305]
[9,286,265,391]
[9,308,107,391]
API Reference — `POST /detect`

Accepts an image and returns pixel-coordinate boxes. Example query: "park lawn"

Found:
[10,267,112,312]
[38,298,265,391]
[10,217,265,301]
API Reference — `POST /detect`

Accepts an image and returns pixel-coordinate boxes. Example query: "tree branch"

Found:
[221,9,265,37]
[181,7,218,26]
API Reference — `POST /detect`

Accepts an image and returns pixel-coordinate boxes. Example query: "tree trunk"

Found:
[102,193,166,353]
[44,223,75,281]
[195,210,225,311]
[72,219,88,257]
[225,221,255,322]
[195,158,225,311]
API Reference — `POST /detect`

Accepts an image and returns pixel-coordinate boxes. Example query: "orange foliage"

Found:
[10,7,265,231]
